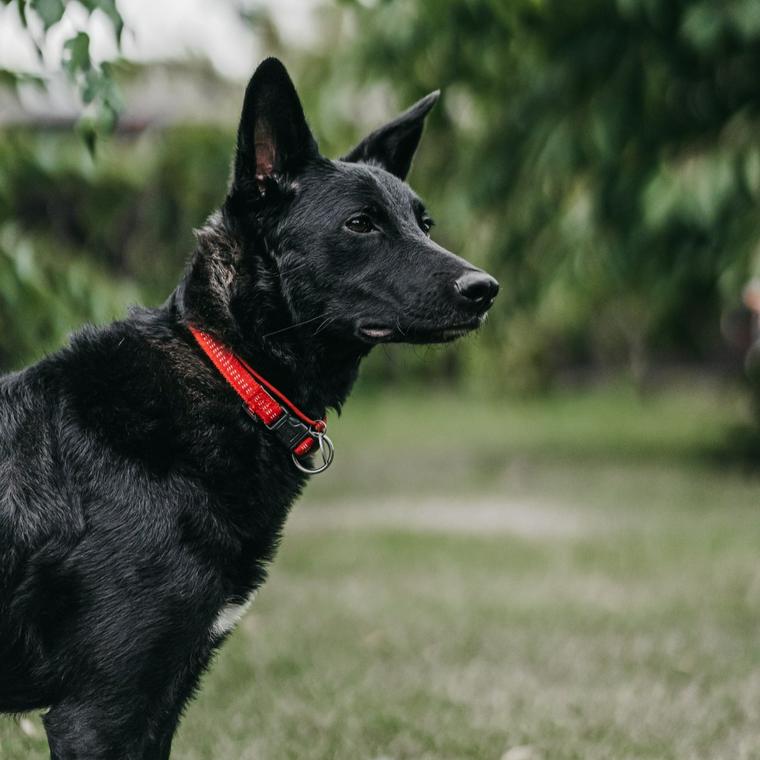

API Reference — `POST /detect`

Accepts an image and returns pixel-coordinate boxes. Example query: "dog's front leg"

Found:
[42,693,188,760]
[41,639,214,760]
[43,698,152,759]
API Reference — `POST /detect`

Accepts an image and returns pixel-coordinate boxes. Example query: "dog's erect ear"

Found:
[234,58,318,191]
[341,90,440,180]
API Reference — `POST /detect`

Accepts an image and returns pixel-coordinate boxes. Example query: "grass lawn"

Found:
[3,381,760,759]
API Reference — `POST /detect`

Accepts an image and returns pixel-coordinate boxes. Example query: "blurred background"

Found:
[2,1,760,758]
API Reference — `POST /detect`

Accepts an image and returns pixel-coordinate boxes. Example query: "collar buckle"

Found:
[247,406,333,473]
[247,407,310,450]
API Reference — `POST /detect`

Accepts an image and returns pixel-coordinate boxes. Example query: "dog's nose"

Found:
[454,271,499,306]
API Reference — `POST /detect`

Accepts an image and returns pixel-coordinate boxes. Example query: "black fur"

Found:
[0,58,498,759]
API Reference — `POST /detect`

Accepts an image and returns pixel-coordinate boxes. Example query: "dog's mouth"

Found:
[356,317,484,345]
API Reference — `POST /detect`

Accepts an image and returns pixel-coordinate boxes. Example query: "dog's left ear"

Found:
[341,90,440,180]
[234,58,319,192]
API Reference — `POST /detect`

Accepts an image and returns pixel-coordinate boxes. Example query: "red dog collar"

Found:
[189,326,334,474]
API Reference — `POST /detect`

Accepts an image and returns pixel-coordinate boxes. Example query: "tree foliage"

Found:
[2,0,124,151]
[3,0,760,398]
[0,126,231,368]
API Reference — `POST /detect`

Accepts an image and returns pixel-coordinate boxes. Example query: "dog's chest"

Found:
[211,590,257,638]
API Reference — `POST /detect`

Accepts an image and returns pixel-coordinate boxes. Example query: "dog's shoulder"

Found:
[0,313,181,532]
[0,360,85,565]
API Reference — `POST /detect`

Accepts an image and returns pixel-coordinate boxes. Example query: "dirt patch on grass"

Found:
[293,495,608,539]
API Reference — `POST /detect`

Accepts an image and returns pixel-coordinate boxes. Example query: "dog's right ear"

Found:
[233,58,319,194]
[341,90,440,180]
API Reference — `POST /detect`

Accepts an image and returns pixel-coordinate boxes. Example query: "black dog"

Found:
[0,58,498,758]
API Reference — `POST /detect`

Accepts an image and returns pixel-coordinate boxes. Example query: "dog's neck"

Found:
[174,211,365,420]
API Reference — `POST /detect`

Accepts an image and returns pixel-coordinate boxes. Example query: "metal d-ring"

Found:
[292,433,334,475]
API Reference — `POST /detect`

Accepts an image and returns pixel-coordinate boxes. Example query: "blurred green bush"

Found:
[0,125,230,368]
[3,0,760,400]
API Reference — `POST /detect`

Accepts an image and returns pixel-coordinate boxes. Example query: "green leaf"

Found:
[76,116,98,157]
[0,68,45,89]
[80,68,100,103]
[30,0,65,31]
[75,0,124,45]
[60,27,123,153]
[75,69,122,153]
[94,0,124,46]
[15,0,28,28]
[16,0,44,60]
[63,31,91,77]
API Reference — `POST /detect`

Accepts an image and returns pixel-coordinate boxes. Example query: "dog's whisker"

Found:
[313,316,337,336]
[262,314,324,339]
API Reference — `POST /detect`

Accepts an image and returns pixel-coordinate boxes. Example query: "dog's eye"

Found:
[421,218,434,236]
[345,214,375,234]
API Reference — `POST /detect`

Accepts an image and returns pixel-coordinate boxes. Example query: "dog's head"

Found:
[225,58,498,348]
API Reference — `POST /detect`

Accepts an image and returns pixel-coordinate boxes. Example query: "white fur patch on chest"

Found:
[211,591,256,638]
